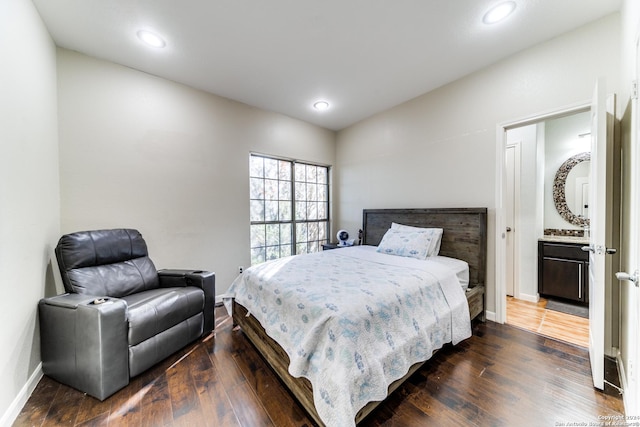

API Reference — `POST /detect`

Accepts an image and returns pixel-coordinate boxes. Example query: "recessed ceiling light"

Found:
[137,30,166,48]
[483,1,516,25]
[313,101,330,111]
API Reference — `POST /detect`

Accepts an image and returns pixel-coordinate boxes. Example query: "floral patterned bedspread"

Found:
[224,246,471,427]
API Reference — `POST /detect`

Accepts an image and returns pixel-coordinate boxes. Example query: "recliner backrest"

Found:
[55,229,159,297]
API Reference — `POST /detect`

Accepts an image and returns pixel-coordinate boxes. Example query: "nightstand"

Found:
[322,243,342,250]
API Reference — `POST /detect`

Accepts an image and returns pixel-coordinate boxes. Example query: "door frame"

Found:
[505,142,521,298]
[494,101,590,323]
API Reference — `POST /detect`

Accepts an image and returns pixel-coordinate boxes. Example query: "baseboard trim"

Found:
[515,292,539,303]
[0,363,43,427]
[485,310,497,322]
[616,350,639,416]
[616,351,629,407]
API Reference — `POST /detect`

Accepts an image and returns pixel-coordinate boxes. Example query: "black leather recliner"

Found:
[38,228,215,400]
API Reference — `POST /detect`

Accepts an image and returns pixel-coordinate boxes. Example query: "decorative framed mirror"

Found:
[552,152,590,227]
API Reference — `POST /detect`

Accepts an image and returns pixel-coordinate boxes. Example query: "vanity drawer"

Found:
[540,242,588,261]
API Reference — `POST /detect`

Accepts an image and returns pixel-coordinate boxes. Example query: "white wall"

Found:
[0,0,60,424]
[335,14,621,316]
[621,0,640,103]
[57,49,336,295]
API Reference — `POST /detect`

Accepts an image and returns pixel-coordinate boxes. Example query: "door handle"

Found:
[616,270,639,286]
[506,227,512,232]
[582,245,617,255]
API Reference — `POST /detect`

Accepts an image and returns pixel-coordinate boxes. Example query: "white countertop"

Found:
[539,235,589,244]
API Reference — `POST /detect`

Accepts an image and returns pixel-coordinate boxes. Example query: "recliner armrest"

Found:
[40,293,106,309]
[158,269,215,335]
[39,294,129,400]
[158,269,212,288]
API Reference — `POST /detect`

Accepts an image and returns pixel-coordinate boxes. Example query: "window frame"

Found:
[249,153,331,265]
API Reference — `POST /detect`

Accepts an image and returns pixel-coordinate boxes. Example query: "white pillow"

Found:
[391,223,443,257]
[376,229,432,260]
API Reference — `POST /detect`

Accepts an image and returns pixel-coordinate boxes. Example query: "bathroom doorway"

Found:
[503,108,592,347]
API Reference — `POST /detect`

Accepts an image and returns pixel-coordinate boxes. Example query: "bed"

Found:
[227,208,487,426]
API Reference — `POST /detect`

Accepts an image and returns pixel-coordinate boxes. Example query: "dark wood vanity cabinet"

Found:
[538,241,589,304]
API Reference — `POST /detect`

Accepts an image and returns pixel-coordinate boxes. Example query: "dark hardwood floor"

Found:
[14,307,624,427]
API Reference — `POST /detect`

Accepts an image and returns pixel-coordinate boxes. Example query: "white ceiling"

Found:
[32,0,621,131]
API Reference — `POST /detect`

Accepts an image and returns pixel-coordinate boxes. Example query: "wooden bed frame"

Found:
[232,207,487,426]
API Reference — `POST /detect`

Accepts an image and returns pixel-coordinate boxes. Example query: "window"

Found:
[250,154,329,265]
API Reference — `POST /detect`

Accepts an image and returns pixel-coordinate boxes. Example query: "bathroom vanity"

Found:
[538,237,589,304]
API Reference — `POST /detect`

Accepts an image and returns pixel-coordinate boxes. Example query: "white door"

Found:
[629,37,640,417]
[614,38,640,415]
[505,144,517,296]
[620,83,640,411]
[587,78,615,390]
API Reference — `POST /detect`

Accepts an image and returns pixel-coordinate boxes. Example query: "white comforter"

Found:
[225,246,471,427]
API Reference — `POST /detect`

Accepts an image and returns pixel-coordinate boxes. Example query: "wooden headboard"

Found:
[362,208,487,287]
